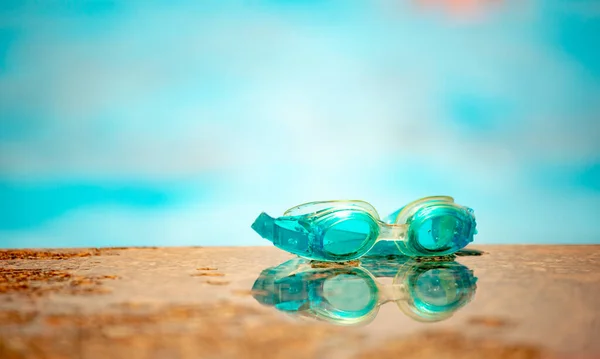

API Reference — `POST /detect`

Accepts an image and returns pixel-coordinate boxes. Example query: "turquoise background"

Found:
[0,0,598,248]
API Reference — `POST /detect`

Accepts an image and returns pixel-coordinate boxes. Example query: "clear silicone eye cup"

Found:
[252,196,477,261]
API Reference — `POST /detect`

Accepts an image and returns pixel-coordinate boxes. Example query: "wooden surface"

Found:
[0,245,599,359]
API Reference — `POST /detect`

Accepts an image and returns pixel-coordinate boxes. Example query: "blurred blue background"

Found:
[0,0,598,248]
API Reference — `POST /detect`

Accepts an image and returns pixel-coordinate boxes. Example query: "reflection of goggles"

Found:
[251,257,477,326]
[252,196,477,261]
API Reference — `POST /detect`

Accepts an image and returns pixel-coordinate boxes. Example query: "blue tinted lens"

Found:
[415,215,460,251]
[323,220,372,256]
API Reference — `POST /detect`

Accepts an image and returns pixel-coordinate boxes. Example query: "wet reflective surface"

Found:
[251,257,477,325]
[0,246,599,358]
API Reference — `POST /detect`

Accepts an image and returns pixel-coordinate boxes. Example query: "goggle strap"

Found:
[251,212,275,242]
[252,213,312,256]
[383,207,404,224]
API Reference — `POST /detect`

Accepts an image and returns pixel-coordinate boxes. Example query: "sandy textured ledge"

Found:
[1,245,599,359]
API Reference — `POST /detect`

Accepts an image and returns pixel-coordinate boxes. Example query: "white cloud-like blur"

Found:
[0,0,598,247]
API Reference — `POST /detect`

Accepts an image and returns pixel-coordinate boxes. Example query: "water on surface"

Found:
[251,256,478,325]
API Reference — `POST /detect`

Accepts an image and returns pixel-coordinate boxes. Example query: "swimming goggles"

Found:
[252,196,477,261]
[251,257,477,325]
